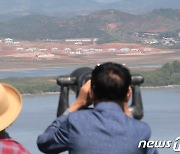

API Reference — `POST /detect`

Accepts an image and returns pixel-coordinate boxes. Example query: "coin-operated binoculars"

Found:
[56,67,144,120]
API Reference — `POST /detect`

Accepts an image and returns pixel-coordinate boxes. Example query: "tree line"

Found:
[141,60,180,86]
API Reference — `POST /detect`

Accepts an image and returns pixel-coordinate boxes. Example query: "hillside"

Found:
[0,9,180,41]
[105,0,180,14]
[0,0,102,20]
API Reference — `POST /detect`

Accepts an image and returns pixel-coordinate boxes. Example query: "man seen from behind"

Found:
[37,62,157,154]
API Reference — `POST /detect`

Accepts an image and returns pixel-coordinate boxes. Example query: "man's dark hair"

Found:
[91,62,131,102]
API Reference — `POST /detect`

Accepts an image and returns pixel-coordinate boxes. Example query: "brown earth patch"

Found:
[107,23,118,30]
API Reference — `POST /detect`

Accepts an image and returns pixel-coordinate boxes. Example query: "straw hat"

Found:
[0,83,22,131]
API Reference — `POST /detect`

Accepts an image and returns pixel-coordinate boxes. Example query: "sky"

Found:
[95,0,120,3]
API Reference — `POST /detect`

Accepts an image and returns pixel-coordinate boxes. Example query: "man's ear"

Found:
[89,87,94,101]
[125,86,132,102]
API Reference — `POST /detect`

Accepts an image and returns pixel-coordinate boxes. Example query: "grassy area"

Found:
[0,61,180,94]
[0,76,60,94]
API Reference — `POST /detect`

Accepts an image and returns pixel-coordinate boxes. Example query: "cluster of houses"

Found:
[16,47,58,58]
[64,47,152,55]
[0,37,154,57]
[0,38,59,58]
[143,37,179,46]
[64,48,103,54]
[161,37,179,46]
[65,38,98,45]
[134,32,180,47]
[0,38,20,46]
[16,47,59,52]
[0,38,59,52]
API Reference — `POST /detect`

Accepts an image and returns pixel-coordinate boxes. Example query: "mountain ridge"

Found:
[0,9,179,41]
[0,0,180,21]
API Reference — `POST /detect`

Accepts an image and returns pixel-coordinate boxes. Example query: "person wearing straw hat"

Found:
[0,83,30,154]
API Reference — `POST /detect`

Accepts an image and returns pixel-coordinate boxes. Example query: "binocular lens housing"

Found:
[131,76,144,85]
[56,67,144,120]
[57,73,144,87]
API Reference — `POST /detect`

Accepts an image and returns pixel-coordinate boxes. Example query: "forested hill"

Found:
[0,9,180,41]
[141,61,180,86]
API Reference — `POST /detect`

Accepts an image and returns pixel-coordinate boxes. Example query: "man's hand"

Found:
[68,80,92,112]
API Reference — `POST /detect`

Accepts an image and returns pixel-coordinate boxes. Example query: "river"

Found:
[0,67,76,78]
[7,88,180,154]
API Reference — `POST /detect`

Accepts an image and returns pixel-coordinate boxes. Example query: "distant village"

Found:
[133,31,180,47]
[0,35,177,59]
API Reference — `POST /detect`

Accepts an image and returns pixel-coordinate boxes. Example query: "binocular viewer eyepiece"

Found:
[57,67,92,97]
[57,67,144,95]
[57,74,144,86]
[56,67,144,120]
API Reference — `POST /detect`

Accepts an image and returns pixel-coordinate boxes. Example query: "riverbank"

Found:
[0,61,180,95]
[21,85,180,96]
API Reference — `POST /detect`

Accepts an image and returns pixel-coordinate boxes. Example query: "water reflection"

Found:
[7,88,180,154]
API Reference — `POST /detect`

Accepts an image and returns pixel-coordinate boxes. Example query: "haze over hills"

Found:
[0,9,180,41]
[0,0,180,21]
[103,0,180,14]
[0,0,102,20]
